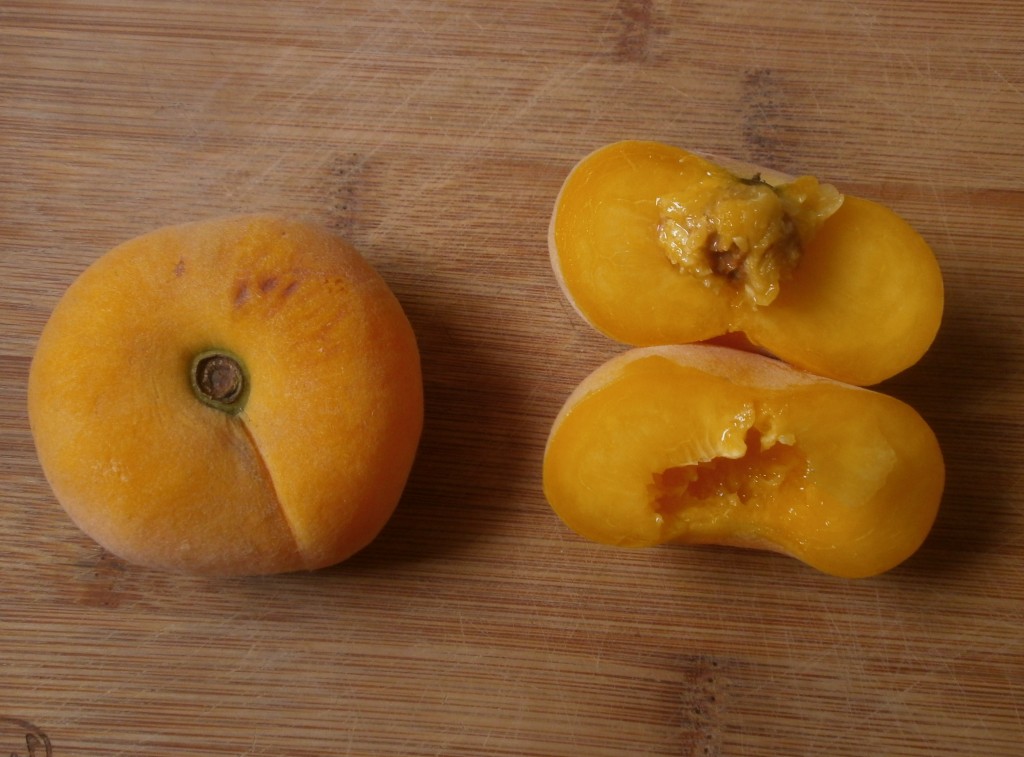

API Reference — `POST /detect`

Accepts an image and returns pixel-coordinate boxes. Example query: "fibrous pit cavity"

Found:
[650,425,808,520]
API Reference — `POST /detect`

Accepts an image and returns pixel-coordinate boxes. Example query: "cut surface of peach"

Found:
[549,140,944,386]
[542,345,944,578]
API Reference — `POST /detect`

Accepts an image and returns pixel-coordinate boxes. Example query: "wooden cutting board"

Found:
[2,2,1022,755]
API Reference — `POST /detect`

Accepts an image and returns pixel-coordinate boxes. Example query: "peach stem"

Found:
[190,350,248,415]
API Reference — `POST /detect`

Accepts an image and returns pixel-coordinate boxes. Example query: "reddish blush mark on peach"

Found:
[259,276,279,294]
[283,280,300,298]
[233,279,250,308]
[174,258,186,277]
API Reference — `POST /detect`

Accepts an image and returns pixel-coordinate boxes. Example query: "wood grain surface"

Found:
[2,1,1023,755]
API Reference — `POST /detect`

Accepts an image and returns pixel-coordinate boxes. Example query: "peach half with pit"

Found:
[549,140,944,386]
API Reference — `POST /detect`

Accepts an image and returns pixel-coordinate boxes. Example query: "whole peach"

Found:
[29,215,423,576]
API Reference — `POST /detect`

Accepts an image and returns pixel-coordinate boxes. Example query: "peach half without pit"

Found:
[542,344,944,578]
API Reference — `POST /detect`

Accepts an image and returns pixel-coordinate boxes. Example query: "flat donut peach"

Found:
[29,215,423,576]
